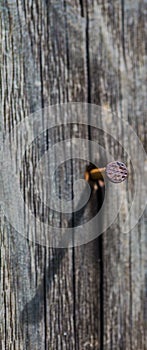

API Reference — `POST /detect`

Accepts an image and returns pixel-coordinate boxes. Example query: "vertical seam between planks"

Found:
[98,188,104,350]
[39,35,44,109]
[43,248,47,350]
[79,0,84,18]
[129,230,133,350]
[121,0,127,71]
[85,0,92,154]
[63,1,77,347]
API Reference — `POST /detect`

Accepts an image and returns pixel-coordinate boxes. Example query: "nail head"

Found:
[106,161,128,183]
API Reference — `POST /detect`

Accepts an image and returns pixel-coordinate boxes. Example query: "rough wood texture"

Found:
[1,1,147,349]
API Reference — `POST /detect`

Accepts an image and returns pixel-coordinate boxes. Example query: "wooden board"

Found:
[1,1,146,349]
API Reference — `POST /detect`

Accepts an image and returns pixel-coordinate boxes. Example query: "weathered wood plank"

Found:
[1,1,147,350]
[87,1,147,349]
[1,1,101,349]
[1,1,79,349]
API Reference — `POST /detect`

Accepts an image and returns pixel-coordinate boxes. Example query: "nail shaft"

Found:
[84,167,106,181]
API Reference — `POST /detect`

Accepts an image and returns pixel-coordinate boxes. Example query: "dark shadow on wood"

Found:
[20,180,105,326]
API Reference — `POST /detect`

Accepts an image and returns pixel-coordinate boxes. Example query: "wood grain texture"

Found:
[1,1,147,349]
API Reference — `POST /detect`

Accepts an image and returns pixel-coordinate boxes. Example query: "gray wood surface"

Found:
[1,1,147,349]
